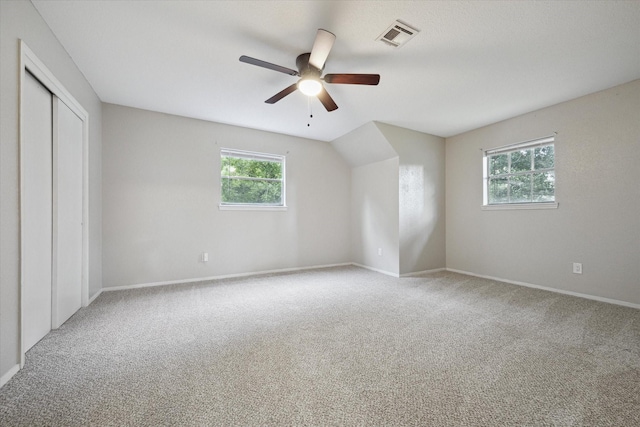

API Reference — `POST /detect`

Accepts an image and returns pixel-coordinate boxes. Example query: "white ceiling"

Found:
[32,0,640,141]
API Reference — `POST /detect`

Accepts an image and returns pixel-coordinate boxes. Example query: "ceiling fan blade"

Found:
[308,29,336,70]
[316,86,338,112]
[240,55,299,76]
[265,83,299,104]
[324,74,381,85]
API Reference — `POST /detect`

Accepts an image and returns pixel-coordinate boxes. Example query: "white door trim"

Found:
[19,40,89,368]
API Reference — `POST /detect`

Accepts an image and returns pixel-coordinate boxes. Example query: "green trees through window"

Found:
[220,149,285,206]
[485,137,555,205]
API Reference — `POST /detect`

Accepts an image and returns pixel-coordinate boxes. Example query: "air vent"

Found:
[377,20,420,48]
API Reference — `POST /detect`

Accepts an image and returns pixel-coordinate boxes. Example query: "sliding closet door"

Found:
[22,72,53,351]
[52,98,83,328]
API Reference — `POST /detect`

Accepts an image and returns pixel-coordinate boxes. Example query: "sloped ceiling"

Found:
[31,1,640,142]
[331,122,397,167]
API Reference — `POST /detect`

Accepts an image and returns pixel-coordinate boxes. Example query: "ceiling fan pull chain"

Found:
[307,97,313,127]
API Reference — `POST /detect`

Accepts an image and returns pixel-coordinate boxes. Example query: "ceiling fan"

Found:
[239,29,380,112]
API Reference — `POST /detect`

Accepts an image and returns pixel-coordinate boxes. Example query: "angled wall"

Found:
[332,122,446,276]
[333,123,399,274]
[376,123,446,275]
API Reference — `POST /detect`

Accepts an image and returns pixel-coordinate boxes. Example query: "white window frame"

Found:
[219,148,286,211]
[482,135,558,210]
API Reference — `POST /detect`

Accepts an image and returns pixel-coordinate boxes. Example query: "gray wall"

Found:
[351,158,400,275]
[377,123,446,275]
[102,104,351,287]
[446,80,640,305]
[0,0,102,380]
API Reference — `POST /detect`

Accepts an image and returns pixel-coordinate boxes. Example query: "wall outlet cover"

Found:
[573,262,582,274]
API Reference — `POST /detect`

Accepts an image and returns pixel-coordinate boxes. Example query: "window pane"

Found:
[489,154,508,175]
[489,177,508,203]
[221,156,282,180]
[509,174,532,203]
[221,155,230,175]
[532,171,555,202]
[534,145,554,170]
[510,149,532,173]
[221,178,282,204]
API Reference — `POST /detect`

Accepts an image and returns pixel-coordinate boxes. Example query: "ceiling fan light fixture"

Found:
[298,77,322,96]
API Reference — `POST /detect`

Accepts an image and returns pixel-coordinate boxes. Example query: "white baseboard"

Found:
[446,268,640,310]
[352,263,400,278]
[352,264,446,278]
[102,263,353,292]
[401,268,446,277]
[0,364,20,389]
[87,289,103,305]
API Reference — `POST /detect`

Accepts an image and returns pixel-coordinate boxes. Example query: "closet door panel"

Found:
[22,72,53,351]
[52,98,83,328]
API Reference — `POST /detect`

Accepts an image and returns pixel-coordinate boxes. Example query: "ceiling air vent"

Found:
[377,20,419,48]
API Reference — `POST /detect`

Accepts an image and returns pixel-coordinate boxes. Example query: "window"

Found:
[483,136,556,209]
[220,149,285,209]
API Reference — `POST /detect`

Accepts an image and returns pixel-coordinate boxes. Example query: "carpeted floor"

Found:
[1,266,639,426]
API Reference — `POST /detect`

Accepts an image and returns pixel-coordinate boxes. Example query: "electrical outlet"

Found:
[202,252,209,262]
[377,248,383,256]
[572,262,582,274]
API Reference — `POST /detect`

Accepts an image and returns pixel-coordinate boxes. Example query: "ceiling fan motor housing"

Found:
[296,53,322,77]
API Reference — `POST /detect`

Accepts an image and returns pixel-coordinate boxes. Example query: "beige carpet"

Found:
[1,266,639,426]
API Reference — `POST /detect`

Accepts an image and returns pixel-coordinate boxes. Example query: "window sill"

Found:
[482,202,558,211]
[219,204,287,211]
